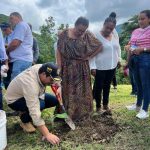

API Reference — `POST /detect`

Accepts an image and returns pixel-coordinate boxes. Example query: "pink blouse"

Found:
[130,25,150,48]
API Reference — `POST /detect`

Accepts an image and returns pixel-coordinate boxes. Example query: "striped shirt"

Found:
[130,25,150,48]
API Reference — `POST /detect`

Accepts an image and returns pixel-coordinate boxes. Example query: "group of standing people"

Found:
[56,10,150,121]
[0,10,150,146]
[0,12,39,110]
[56,12,121,120]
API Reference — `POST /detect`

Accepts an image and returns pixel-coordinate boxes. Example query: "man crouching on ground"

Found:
[5,62,61,145]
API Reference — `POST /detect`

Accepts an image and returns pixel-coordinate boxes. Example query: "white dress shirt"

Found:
[89,30,121,70]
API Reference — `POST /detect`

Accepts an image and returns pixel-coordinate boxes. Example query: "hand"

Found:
[91,69,96,76]
[1,65,8,77]
[44,133,60,145]
[124,45,130,51]
[2,65,8,73]
[52,82,61,88]
[117,62,121,68]
[131,48,143,55]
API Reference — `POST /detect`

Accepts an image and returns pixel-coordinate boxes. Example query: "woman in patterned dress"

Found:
[56,17,102,121]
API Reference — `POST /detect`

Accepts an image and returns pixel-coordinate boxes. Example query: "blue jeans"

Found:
[8,93,59,123]
[131,53,150,111]
[129,66,137,94]
[11,60,32,80]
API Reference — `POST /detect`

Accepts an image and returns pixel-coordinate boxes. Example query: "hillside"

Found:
[0,14,9,24]
[116,24,123,35]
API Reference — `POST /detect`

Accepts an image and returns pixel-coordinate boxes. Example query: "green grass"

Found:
[4,85,150,150]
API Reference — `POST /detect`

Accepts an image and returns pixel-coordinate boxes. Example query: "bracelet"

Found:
[144,48,147,52]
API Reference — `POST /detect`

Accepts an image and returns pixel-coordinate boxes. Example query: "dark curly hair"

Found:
[140,10,150,20]
[104,12,117,26]
[75,17,89,27]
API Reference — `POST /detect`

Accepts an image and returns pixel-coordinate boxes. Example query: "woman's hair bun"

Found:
[109,12,116,19]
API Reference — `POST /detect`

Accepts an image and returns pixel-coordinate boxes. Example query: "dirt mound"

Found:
[53,113,119,144]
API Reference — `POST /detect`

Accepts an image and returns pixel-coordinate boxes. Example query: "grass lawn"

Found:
[3,85,150,150]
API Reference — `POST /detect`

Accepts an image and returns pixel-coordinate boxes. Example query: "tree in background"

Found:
[36,17,69,64]
[120,15,138,60]
[58,23,69,30]
[37,16,56,63]
[116,15,138,84]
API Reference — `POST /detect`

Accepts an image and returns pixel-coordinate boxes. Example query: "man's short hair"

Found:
[10,12,22,20]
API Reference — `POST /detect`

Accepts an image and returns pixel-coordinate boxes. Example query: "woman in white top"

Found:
[90,12,121,113]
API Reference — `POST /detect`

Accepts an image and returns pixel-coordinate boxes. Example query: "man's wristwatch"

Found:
[144,48,147,52]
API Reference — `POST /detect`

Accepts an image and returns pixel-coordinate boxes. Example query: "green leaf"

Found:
[54,113,68,119]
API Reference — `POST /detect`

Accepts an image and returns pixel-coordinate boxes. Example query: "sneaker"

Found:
[20,122,36,133]
[126,104,141,111]
[136,109,149,119]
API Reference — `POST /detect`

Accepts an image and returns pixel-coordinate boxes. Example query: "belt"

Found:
[142,51,150,54]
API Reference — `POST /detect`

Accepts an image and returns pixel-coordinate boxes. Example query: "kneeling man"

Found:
[6,62,61,145]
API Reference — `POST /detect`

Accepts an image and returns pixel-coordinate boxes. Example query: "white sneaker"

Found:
[126,104,141,111]
[136,109,149,119]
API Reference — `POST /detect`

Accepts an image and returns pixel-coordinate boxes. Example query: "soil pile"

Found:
[53,114,119,144]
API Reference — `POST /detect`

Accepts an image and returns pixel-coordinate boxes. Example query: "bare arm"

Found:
[126,50,131,67]
[33,38,39,63]
[56,49,62,69]
[37,125,60,145]
[7,39,21,52]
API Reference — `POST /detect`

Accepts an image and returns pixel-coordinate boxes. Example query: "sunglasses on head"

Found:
[47,67,61,82]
